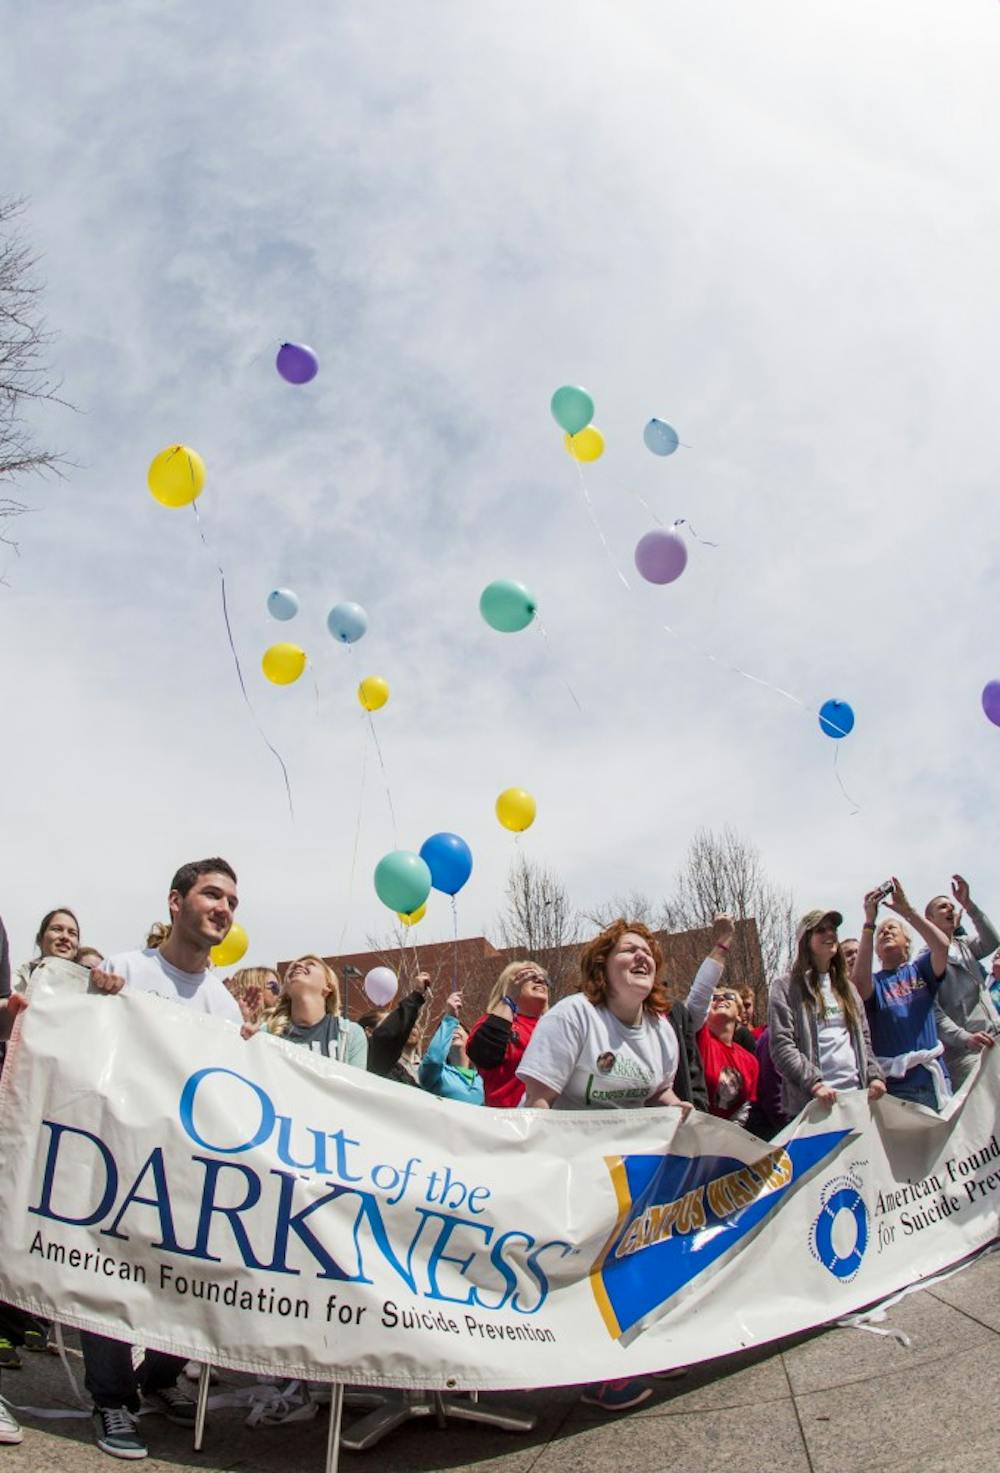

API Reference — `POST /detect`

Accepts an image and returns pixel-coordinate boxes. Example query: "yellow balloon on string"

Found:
[262,643,307,685]
[358,676,389,712]
[397,902,426,927]
[210,922,248,968]
[496,787,537,833]
[147,445,206,507]
[564,427,605,463]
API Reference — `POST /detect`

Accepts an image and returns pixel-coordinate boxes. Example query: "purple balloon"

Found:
[634,529,688,585]
[982,681,1000,727]
[276,342,319,385]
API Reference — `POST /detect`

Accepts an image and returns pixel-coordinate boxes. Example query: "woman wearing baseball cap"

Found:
[768,908,885,1116]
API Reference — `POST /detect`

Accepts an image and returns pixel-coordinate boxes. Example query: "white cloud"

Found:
[2,0,999,972]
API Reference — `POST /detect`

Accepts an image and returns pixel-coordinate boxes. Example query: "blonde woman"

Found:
[226,966,280,1025]
[466,960,550,1106]
[263,956,367,1067]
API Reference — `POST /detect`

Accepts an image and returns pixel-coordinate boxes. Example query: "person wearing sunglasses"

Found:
[768,909,885,1119]
[466,960,551,1106]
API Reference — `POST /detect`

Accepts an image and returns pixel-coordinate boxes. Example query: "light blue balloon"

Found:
[644,418,680,456]
[267,588,300,621]
[327,601,369,644]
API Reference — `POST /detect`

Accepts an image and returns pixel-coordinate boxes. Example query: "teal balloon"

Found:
[550,385,594,435]
[479,579,537,633]
[374,851,432,914]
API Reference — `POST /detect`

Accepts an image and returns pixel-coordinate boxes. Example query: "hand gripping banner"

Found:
[0,965,997,1389]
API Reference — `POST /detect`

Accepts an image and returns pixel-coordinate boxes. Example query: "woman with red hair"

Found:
[517,918,723,1411]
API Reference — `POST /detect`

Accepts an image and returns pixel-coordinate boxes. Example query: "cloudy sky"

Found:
[2,0,999,974]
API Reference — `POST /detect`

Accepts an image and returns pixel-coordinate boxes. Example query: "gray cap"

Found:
[796,908,844,945]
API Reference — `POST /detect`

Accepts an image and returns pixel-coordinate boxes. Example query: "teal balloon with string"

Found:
[550,385,594,435]
[374,851,432,914]
[479,579,537,633]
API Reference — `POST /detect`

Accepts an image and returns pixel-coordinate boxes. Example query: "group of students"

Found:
[0,858,997,1449]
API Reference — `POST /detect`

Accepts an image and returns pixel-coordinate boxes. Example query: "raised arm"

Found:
[853,889,881,1001]
[684,914,734,1032]
[953,876,1000,960]
[418,1014,458,1092]
[886,879,949,977]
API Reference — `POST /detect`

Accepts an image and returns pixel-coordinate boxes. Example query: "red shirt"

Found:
[697,1027,759,1120]
[466,1011,542,1107]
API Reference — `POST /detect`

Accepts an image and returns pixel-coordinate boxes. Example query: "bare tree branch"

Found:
[0,195,69,491]
[665,826,796,1002]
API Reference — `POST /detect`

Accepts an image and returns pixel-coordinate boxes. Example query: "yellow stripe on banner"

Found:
[588,1156,634,1340]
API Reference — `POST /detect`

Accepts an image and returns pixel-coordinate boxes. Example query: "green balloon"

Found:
[479,579,537,633]
[550,385,594,435]
[374,851,432,913]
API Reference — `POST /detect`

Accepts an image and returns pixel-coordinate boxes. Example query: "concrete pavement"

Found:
[3,1247,998,1473]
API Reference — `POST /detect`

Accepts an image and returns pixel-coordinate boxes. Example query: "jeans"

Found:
[886,1075,940,1111]
[80,1330,186,1412]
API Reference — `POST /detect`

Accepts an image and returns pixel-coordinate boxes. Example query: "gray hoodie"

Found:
[768,970,882,1119]
[919,902,1000,1086]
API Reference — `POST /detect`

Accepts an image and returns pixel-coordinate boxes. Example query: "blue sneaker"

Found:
[580,1378,652,1411]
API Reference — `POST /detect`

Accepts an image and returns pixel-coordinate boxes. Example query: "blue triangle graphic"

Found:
[592,1130,852,1340]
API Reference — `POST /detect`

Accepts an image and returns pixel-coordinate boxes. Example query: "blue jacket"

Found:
[419,1015,484,1105]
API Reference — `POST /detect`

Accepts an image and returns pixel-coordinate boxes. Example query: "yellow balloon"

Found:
[262,643,307,685]
[358,675,389,712]
[564,427,605,463]
[496,787,537,832]
[397,902,427,927]
[211,922,248,968]
[147,445,206,507]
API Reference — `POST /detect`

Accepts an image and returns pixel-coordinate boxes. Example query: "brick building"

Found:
[281,917,764,1039]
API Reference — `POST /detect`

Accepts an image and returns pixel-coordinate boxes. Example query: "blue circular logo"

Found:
[811,1185,869,1281]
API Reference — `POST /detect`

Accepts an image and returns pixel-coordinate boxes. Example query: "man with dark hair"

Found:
[81,858,242,1459]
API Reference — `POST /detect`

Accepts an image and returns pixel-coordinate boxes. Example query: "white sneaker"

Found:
[0,1397,23,1445]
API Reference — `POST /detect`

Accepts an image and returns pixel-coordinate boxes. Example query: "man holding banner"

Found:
[80,858,242,1460]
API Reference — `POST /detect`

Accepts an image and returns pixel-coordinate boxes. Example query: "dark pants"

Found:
[80,1330,186,1412]
[886,1075,940,1111]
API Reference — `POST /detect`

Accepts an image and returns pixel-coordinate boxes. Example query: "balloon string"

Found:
[534,617,583,713]
[659,622,860,810]
[366,712,398,847]
[574,461,631,590]
[190,505,295,820]
[673,517,720,548]
[833,744,861,816]
[337,721,369,950]
[311,667,322,719]
[451,896,459,991]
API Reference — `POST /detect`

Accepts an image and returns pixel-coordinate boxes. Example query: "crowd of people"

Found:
[0,858,997,1451]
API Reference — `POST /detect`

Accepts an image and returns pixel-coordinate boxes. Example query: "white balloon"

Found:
[364,966,397,1007]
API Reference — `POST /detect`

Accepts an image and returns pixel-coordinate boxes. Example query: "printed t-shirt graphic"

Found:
[518,994,679,1109]
[866,952,946,1091]
[697,1029,758,1118]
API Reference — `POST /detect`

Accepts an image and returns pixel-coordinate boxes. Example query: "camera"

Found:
[873,880,895,902]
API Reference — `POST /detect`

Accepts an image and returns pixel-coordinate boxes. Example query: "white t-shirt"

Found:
[816,973,859,1090]
[517,993,679,1110]
[103,948,241,1023]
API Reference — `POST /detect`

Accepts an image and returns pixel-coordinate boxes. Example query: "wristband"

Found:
[501,995,518,1013]
[862,922,876,932]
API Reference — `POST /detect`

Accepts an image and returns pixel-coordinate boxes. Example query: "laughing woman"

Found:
[263,955,368,1068]
[517,919,693,1413]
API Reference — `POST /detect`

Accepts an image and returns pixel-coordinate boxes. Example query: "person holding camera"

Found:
[853,879,951,1110]
[920,875,998,1089]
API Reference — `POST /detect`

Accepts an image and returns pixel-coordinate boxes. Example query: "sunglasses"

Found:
[712,991,739,1003]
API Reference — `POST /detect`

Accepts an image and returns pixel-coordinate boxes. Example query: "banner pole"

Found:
[325,1383,345,1473]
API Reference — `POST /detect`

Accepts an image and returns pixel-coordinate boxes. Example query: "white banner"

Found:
[0,965,997,1389]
